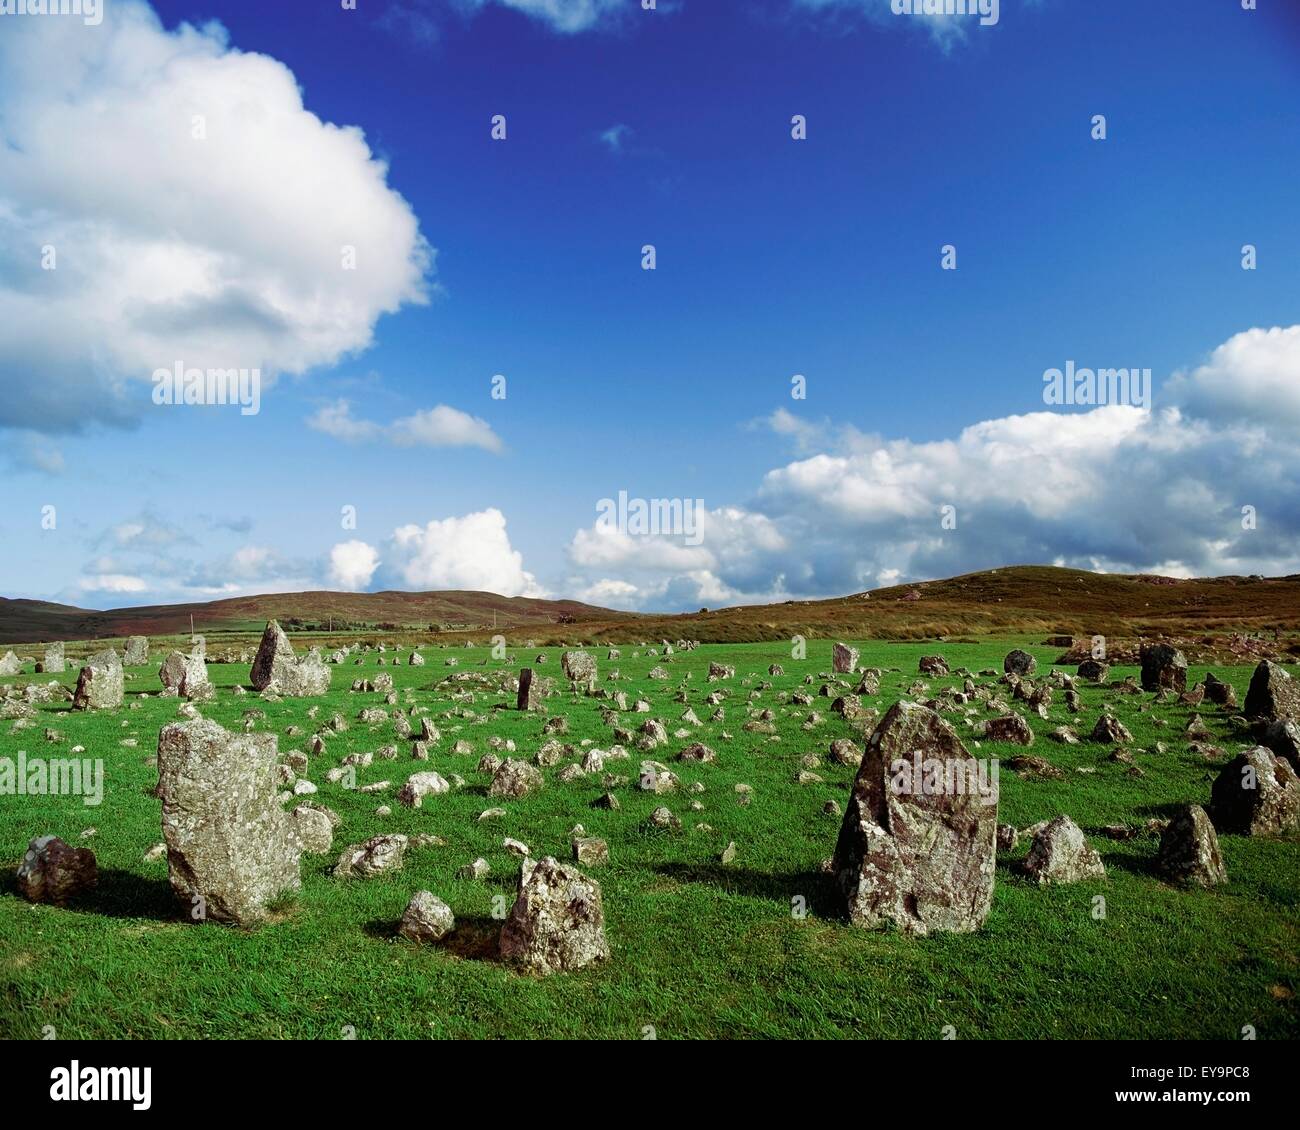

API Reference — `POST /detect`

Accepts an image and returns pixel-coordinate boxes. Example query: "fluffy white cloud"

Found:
[328,540,382,591]
[792,0,1000,49]
[0,1,431,434]
[307,400,503,452]
[75,573,148,594]
[1164,325,1300,433]
[561,325,1300,609]
[386,509,544,596]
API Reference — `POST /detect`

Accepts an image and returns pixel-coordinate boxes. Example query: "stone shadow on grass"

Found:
[364,915,503,963]
[1,868,179,922]
[652,863,842,919]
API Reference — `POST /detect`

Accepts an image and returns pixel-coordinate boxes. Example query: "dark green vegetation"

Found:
[1,637,1296,1039]
[5,566,1300,650]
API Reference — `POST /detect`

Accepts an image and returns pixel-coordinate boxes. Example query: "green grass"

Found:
[1,638,1296,1040]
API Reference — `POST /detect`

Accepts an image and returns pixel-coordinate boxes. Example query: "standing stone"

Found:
[832,701,998,935]
[1020,815,1106,885]
[42,642,65,674]
[155,719,302,925]
[833,643,860,674]
[561,651,597,689]
[499,856,610,974]
[0,651,23,676]
[1077,658,1109,683]
[71,650,124,710]
[16,835,98,904]
[278,650,332,697]
[1157,805,1227,887]
[1202,672,1238,709]
[1140,643,1188,693]
[159,650,212,701]
[517,667,539,711]
[1209,747,1300,837]
[1257,720,1300,772]
[1003,649,1037,676]
[1244,660,1300,723]
[919,655,949,676]
[123,636,149,666]
[250,620,296,691]
[408,652,425,667]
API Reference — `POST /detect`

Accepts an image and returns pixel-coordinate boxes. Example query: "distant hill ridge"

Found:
[2,565,1299,646]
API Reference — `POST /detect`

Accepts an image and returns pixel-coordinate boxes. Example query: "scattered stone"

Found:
[1157,805,1227,887]
[399,891,455,942]
[334,834,408,879]
[499,856,609,975]
[490,759,543,799]
[1210,747,1300,837]
[979,714,1035,745]
[1090,714,1133,744]
[1019,816,1106,885]
[573,838,608,866]
[1003,650,1036,676]
[1140,643,1188,693]
[16,835,97,904]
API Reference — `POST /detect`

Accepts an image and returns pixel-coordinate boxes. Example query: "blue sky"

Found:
[2,0,1298,611]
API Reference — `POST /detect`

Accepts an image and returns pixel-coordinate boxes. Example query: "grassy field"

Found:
[1,636,1296,1040]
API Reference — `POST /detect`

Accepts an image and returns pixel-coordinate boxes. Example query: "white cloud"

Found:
[307,399,502,452]
[791,0,1002,50]
[328,540,382,591]
[0,1,431,434]
[386,509,544,596]
[76,573,149,594]
[1164,325,1300,433]
[560,326,1300,608]
[463,0,626,34]
[599,123,632,153]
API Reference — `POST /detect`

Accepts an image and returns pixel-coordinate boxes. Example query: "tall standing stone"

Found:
[1140,643,1187,693]
[1244,661,1300,723]
[832,700,998,935]
[517,667,539,711]
[833,643,860,674]
[123,636,150,666]
[71,649,124,710]
[159,650,213,701]
[250,620,296,691]
[561,650,597,690]
[155,719,302,925]
[42,642,65,674]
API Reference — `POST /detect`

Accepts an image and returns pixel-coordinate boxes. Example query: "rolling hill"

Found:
[2,566,1299,650]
